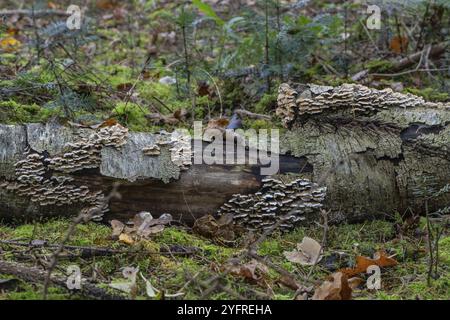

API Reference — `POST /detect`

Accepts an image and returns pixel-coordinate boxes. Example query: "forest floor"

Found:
[0,217,449,300]
[0,0,449,300]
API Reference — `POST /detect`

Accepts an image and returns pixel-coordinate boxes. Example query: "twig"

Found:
[42,184,121,299]
[351,42,447,80]
[0,240,126,257]
[0,259,126,300]
[234,109,272,120]
[0,9,69,17]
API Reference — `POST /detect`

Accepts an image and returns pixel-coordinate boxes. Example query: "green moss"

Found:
[243,119,273,130]
[0,218,448,300]
[112,102,150,131]
[366,59,394,73]
[404,87,449,102]
[254,93,277,114]
[0,100,55,124]
[1,219,111,246]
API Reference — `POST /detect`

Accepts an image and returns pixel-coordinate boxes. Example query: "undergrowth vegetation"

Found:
[0,218,448,300]
[0,0,448,130]
[0,0,449,301]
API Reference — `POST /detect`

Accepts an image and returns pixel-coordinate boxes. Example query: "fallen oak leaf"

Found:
[112,212,171,243]
[312,272,352,300]
[227,259,269,284]
[283,236,322,266]
[134,212,172,237]
[119,233,134,245]
[347,277,365,290]
[207,117,229,129]
[389,36,408,54]
[340,250,398,277]
[193,214,236,242]
[110,220,125,238]
[276,274,301,290]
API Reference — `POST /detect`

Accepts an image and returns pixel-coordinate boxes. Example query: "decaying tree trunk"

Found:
[277,83,450,222]
[0,83,449,230]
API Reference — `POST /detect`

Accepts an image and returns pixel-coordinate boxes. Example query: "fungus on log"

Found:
[277,83,450,222]
[0,121,309,227]
[0,84,449,230]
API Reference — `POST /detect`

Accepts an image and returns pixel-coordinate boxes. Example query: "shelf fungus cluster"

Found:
[217,178,327,231]
[2,124,129,220]
[47,124,129,173]
[276,83,445,127]
[142,130,192,170]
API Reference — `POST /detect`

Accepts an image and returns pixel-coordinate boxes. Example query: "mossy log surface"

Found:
[0,84,449,227]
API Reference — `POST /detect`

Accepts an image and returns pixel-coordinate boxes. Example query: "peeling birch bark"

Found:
[0,84,449,229]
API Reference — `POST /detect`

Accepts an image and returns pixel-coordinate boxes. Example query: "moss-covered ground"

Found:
[0,218,448,300]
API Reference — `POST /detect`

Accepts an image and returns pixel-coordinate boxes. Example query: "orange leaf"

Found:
[390,36,408,54]
[312,272,352,300]
[47,1,58,9]
[96,0,120,10]
[340,250,398,277]
[207,118,229,129]
[99,118,119,128]
[7,28,19,36]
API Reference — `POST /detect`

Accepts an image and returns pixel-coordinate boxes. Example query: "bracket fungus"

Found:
[217,178,327,231]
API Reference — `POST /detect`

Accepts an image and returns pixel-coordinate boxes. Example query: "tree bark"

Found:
[0,84,449,228]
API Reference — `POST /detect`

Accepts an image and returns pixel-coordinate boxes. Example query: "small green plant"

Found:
[413,177,450,286]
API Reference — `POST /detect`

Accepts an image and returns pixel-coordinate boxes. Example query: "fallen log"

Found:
[351,42,447,81]
[0,84,449,230]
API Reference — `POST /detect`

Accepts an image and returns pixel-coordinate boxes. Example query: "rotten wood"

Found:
[0,84,449,228]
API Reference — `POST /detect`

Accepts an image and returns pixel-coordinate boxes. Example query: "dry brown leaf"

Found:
[197,81,210,97]
[146,109,188,126]
[96,0,120,10]
[340,250,398,277]
[277,274,300,290]
[173,108,188,121]
[95,118,119,129]
[207,118,229,129]
[389,36,408,54]
[283,237,322,265]
[112,212,171,243]
[119,233,134,245]
[228,259,269,284]
[47,2,58,9]
[110,219,125,238]
[193,214,236,241]
[312,272,352,300]
[348,277,364,290]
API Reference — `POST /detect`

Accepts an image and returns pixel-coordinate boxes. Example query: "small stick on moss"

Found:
[0,259,126,300]
[42,184,121,299]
